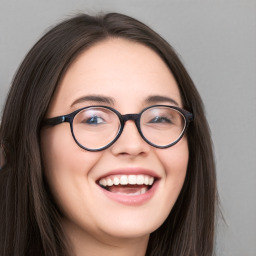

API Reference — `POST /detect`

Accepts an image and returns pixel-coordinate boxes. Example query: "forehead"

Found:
[48,38,182,115]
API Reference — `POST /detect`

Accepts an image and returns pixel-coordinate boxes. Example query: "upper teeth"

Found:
[99,175,154,187]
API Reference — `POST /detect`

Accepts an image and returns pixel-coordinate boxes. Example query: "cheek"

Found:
[160,138,189,178]
[40,125,102,212]
[156,138,189,208]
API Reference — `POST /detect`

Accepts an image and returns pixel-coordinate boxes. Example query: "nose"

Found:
[110,120,150,157]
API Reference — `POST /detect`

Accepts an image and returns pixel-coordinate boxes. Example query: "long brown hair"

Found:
[0,13,217,255]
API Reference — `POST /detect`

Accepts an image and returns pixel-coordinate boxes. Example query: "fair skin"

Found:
[40,38,189,256]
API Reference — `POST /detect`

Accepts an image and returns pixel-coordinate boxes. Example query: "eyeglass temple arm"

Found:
[187,112,194,122]
[42,116,67,126]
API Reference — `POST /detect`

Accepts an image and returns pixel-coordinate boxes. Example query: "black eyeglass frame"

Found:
[43,105,194,152]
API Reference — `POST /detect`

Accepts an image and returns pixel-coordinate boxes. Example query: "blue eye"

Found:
[149,116,172,124]
[86,115,105,125]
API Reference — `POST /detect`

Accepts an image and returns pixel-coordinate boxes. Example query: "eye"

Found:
[148,116,173,124]
[85,115,105,125]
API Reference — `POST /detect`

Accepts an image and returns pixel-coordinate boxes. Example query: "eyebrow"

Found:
[145,95,179,106]
[71,94,179,108]
[71,95,115,107]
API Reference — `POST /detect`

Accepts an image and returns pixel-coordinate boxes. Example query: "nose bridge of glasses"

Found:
[117,113,147,147]
[121,113,141,132]
[122,113,139,122]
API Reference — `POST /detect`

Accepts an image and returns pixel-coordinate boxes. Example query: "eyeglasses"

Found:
[43,105,193,151]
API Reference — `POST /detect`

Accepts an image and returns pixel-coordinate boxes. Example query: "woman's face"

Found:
[41,38,189,242]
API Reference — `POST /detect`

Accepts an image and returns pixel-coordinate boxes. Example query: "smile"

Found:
[96,172,159,205]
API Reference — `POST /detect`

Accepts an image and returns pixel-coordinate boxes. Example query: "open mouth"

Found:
[97,174,156,196]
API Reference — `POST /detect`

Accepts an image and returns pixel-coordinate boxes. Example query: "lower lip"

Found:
[98,181,159,206]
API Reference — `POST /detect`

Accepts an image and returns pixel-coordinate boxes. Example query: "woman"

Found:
[0,13,217,256]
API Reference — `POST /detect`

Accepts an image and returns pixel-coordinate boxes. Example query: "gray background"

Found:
[0,0,255,255]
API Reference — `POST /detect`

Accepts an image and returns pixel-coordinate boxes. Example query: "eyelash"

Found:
[85,116,105,124]
[149,116,172,123]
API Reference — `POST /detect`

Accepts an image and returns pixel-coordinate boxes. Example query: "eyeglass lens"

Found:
[72,106,185,150]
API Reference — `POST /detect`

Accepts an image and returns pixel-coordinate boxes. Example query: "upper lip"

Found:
[95,167,161,182]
